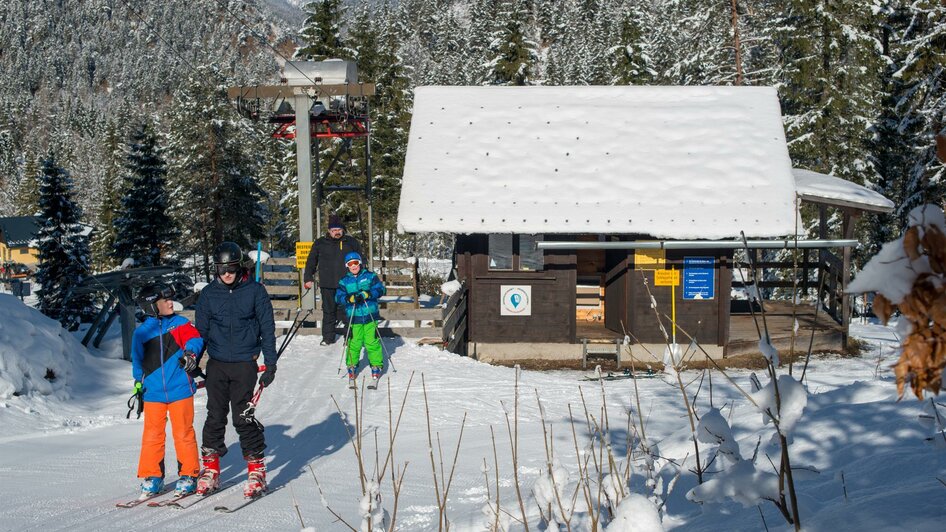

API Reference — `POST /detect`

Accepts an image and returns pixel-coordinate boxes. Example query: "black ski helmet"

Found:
[213,241,244,266]
[136,283,175,317]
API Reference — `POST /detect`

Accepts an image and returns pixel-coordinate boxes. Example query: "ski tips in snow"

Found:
[115,485,173,508]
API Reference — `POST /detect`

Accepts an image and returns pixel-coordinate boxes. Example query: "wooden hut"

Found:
[398,86,893,365]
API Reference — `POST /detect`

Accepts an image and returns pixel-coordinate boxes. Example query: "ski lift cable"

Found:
[210,0,323,87]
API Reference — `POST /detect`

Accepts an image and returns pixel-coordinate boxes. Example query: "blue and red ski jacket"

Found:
[131,314,204,404]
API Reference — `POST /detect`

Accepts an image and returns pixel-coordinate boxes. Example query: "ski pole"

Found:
[240,383,265,430]
[363,299,396,373]
[337,298,357,375]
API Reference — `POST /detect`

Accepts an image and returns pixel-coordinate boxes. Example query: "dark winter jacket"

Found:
[302,234,362,289]
[131,314,204,404]
[195,271,278,367]
[335,269,385,325]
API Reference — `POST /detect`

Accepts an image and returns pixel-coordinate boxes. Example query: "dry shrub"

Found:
[872,223,946,399]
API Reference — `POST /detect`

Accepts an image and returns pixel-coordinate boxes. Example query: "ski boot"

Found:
[140,476,164,497]
[243,454,267,498]
[196,449,220,496]
[175,475,197,496]
[347,366,357,389]
[368,366,382,389]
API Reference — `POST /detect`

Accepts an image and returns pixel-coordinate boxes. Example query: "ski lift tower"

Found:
[228,60,375,311]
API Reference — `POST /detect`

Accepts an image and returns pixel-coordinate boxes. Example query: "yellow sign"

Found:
[654,269,680,286]
[295,241,313,269]
[634,247,665,270]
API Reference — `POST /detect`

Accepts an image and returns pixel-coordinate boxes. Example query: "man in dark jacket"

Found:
[302,215,362,345]
[193,241,277,499]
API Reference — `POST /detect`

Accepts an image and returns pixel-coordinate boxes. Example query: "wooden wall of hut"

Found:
[455,234,576,343]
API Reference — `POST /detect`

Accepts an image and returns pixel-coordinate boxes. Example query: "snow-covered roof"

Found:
[792,169,895,213]
[397,86,798,239]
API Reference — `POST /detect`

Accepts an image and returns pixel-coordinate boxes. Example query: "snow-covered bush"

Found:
[848,204,946,399]
[606,492,664,531]
[0,294,82,399]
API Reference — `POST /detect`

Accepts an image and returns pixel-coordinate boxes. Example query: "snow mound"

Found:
[0,295,85,400]
[687,458,780,508]
[441,280,461,296]
[607,492,664,531]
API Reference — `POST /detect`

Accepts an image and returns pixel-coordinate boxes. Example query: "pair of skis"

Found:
[115,480,263,512]
[348,375,381,390]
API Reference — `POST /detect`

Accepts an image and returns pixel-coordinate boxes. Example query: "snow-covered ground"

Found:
[0,294,944,531]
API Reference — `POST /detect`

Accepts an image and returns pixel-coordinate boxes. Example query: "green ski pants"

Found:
[346,321,383,368]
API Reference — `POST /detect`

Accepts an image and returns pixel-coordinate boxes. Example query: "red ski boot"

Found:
[243,454,267,498]
[196,450,220,496]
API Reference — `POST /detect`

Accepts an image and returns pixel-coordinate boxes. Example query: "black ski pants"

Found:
[321,287,341,343]
[201,358,265,458]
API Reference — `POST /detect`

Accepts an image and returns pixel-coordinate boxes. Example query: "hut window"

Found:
[519,234,544,271]
[488,234,513,270]
[488,234,544,271]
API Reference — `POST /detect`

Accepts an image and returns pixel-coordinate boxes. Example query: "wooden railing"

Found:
[732,249,846,324]
[376,259,419,310]
[441,281,469,356]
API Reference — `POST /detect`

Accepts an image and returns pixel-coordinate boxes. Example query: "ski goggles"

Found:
[345,258,361,267]
[215,263,241,276]
[140,285,175,304]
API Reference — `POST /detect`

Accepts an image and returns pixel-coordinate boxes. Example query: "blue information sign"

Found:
[683,257,715,300]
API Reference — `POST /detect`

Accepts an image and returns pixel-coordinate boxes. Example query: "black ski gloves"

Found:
[258,364,276,387]
[179,350,198,373]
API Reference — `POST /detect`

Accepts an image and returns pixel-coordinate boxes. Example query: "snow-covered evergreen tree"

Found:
[34,153,95,330]
[608,1,654,85]
[892,0,946,225]
[296,0,349,61]
[487,0,539,86]
[14,154,40,216]
[112,122,177,268]
[166,69,267,280]
[90,121,125,270]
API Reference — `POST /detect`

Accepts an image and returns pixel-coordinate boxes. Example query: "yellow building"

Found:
[0,216,41,267]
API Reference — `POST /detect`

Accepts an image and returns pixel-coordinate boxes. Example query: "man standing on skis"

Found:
[194,241,277,498]
[131,283,204,499]
[302,214,362,346]
[335,252,386,386]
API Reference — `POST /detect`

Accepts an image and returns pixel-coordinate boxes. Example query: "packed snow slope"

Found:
[0,294,943,530]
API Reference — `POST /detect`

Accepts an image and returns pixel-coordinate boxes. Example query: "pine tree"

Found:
[368,11,414,257]
[258,135,294,252]
[487,0,539,86]
[166,69,267,280]
[893,0,946,224]
[609,1,654,85]
[91,121,125,270]
[296,0,349,61]
[863,1,912,262]
[14,153,40,216]
[777,1,883,181]
[468,0,500,85]
[34,152,95,330]
[112,122,177,267]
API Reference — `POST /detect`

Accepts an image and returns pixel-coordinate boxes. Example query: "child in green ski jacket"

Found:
[335,252,386,383]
